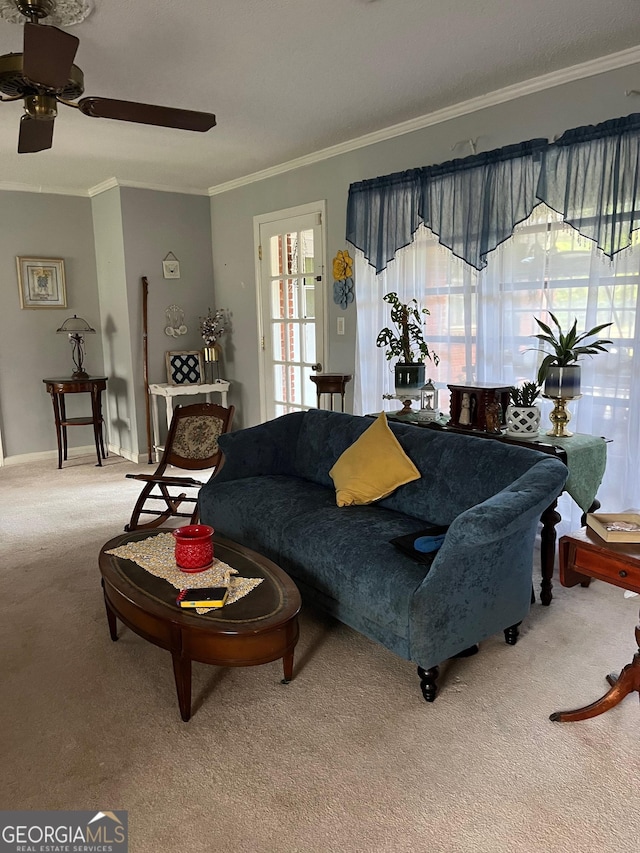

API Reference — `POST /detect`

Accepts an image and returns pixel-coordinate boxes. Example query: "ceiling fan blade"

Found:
[78,97,216,132]
[18,114,54,153]
[23,22,79,90]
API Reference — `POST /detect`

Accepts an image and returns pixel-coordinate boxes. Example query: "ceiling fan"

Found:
[0,0,216,153]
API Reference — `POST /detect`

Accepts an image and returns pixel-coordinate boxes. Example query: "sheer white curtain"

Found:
[354,206,640,532]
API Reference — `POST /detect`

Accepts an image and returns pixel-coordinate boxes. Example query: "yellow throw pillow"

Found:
[329,413,421,507]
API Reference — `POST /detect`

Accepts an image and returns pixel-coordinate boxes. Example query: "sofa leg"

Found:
[504,622,521,645]
[417,665,439,702]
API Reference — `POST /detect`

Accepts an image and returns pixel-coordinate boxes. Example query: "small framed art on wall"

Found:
[17,257,67,309]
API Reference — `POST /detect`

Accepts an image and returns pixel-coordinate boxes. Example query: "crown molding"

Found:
[87,177,119,197]
[88,177,208,197]
[208,45,640,197]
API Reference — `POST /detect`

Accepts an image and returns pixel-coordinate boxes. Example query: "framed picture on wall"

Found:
[16,257,67,309]
[166,350,204,385]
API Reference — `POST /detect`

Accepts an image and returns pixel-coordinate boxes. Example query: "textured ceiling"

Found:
[1,0,640,195]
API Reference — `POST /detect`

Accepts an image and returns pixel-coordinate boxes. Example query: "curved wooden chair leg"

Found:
[125,484,187,532]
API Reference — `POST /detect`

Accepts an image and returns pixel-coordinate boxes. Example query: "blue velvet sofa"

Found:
[198,409,567,701]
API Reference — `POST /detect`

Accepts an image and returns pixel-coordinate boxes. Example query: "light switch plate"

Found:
[337,316,345,335]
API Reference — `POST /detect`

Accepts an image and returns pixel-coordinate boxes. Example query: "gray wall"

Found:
[0,191,102,458]
[119,188,215,455]
[209,62,640,428]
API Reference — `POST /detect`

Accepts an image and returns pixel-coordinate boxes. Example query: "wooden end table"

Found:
[43,376,107,468]
[99,530,301,721]
[310,374,352,411]
[550,526,640,722]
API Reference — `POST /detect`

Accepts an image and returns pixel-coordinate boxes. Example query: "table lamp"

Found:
[56,314,96,379]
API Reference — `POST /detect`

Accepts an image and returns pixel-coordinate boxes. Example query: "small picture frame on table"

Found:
[166,350,204,385]
[16,257,67,309]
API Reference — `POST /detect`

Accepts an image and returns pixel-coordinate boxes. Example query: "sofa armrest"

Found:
[210,412,306,483]
[408,456,567,668]
[442,456,568,549]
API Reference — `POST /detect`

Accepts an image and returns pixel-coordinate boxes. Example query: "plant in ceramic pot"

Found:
[533,312,613,398]
[376,292,439,396]
[506,381,541,437]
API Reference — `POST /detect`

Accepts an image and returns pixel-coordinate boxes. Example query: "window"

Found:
[355,205,640,529]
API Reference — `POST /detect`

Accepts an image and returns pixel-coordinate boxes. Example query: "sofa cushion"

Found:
[328,413,420,506]
[278,503,434,639]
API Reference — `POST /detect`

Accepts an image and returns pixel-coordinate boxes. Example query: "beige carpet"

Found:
[0,454,638,853]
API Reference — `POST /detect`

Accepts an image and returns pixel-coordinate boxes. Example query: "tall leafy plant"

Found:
[533,312,613,385]
[376,292,439,365]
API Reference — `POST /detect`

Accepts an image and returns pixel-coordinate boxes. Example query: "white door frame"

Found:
[253,200,327,422]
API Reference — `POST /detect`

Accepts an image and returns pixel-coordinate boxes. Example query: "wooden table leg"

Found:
[171,653,192,722]
[90,384,103,466]
[60,394,69,463]
[540,500,561,605]
[102,581,118,641]
[50,391,63,469]
[280,619,299,684]
[550,620,640,722]
[281,650,295,684]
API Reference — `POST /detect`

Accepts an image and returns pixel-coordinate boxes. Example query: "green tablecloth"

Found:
[536,432,607,512]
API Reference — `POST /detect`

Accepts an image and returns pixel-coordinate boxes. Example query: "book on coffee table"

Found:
[177,587,229,608]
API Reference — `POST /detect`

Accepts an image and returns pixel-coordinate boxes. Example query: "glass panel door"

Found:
[259,210,325,419]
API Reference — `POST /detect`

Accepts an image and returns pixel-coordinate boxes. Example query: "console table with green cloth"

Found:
[384,412,607,605]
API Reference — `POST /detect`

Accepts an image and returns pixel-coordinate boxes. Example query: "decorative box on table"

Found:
[447,383,512,431]
[586,512,640,543]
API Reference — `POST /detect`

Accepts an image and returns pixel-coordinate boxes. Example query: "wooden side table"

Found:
[550,527,640,722]
[43,376,108,468]
[309,374,352,411]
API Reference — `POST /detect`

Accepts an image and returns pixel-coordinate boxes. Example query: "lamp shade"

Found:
[56,315,96,334]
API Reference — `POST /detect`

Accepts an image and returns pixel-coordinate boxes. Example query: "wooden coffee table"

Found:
[99,530,301,721]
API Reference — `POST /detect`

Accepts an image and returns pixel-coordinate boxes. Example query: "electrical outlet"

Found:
[337,316,345,335]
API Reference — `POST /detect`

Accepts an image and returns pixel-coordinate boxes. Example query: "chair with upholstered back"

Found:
[124,402,234,532]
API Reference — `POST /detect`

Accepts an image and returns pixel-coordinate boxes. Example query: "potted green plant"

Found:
[533,312,613,398]
[506,381,541,437]
[376,292,439,395]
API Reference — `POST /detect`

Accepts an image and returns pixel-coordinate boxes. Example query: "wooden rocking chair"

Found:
[124,402,234,532]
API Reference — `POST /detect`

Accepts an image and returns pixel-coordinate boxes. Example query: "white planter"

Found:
[506,405,541,437]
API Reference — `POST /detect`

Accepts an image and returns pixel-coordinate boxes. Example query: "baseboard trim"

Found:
[2,445,98,467]
[107,444,151,465]
[2,444,150,467]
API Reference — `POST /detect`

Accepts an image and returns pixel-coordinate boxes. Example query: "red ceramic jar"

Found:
[172,524,214,572]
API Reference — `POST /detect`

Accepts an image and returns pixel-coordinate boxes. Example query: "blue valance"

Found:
[346,114,640,274]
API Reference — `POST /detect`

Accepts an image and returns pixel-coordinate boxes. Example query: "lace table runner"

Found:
[106,533,262,613]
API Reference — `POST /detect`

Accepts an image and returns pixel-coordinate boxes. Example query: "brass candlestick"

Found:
[543,394,582,437]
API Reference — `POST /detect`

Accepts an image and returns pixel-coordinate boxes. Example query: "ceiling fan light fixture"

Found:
[1,0,217,153]
[1,0,92,26]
